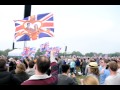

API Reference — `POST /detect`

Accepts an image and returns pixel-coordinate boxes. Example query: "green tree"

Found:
[98,53,103,56]
[72,51,83,56]
[0,49,12,56]
[59,52,64,56]
[4,49,12,56]
[85,52,95,57]
[109,52,120,57]
[0,50,4,56]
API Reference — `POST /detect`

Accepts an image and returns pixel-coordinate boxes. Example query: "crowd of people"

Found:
[0,51,120,85]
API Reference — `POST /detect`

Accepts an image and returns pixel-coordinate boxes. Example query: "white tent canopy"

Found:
[8,49,23,56]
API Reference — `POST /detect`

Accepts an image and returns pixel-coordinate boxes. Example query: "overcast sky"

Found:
[0,5,120,54]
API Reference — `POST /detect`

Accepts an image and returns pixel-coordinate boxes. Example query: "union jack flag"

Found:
[44,46,61,57]
[22,47,36,58]
[22,47,30,57]
[14,13,54,41]
[28,47,36,57]
[40,42,49,52]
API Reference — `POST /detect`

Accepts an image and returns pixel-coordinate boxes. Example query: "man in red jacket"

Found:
[21,50,58,85]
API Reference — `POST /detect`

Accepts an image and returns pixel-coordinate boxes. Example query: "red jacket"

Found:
[21,62,58,85]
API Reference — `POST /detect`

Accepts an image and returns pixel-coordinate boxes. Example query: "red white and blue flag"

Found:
[28,47,36,57]
[22,47,36,58]
[14,13,54,41]
[40,42,49,52]
[45,46,61,57]
[39,42,61,57]
[22,47,30,57]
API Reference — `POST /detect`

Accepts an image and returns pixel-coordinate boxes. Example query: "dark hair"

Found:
[58,56,61,59]
[81,59,83,62]
[36,56,50,73]
[62,65,70,73]
[28,61,34,68]
[109,61,118,71]
[55,58,58,61]
[106,64,109,69]
[0,58,6,69]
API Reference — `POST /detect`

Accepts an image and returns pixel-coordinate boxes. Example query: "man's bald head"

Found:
[36,56,50,73]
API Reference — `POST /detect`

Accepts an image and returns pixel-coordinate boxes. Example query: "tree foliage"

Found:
[1,48,120,57]
[0,49,12,56]
[72,51,83,56]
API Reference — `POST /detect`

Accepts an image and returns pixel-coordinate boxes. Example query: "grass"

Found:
[75,68,86,85]
[76,75,86,85]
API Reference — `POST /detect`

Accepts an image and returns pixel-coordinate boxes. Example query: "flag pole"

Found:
[12,41,15,50]
[64,46,67,58]
[24,5,31,48]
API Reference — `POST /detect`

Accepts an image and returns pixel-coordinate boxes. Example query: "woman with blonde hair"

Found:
[13,63,29,84]
[88,62,100,80]
[80,75,99,85]
[85,59,95,75]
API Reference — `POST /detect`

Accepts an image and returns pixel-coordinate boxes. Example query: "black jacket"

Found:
[13,72,29,84]
[0,68,21,85]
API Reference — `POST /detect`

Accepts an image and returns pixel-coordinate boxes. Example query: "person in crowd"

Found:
[21,50,58,85]
[104,61,120,85]
[82,59,87,75]
[9,58,17,72]
[26,60,35,77]
[0,58,21,85]
[13,63,29,84]
[57,65,78,85]
[88,62,100,80]
[57,56,63,74]
[23,57,30,69]
[80,75,99,85]
[99,59,110,85]
[65,58,69,65]
[70,59,76,74]
[96,57,100,65]
[117,58,120,74]
[85,59,91,75]
[80,59,83,74]
[62,58,66,65]
[75,58,80,75]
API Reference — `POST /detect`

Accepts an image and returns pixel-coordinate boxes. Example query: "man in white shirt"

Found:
[104,61,120,85]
